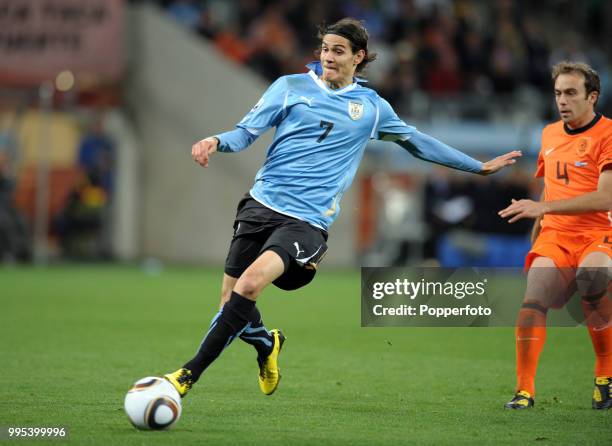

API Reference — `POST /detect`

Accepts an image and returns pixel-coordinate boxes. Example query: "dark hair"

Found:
[552,61,600,106]
[315,18,377,73]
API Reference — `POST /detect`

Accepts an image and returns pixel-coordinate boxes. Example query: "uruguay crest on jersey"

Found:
[348,101,364,120]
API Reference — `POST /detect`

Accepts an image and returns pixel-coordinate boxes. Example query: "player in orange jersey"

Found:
[499,61,612,409]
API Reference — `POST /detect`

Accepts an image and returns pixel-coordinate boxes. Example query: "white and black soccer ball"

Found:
[124,376,182,430]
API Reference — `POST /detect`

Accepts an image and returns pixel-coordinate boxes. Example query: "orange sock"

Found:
[582,294,612,377]
[515,305,548,395]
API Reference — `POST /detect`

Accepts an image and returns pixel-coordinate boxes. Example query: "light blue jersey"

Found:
[215,62,483,231]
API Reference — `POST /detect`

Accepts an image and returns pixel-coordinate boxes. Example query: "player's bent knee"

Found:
[576,266,611,300]
[234,271,267,299]
[523,290,565,310]
[522,288,569,309]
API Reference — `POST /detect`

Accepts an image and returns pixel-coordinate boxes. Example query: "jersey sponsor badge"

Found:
[348,101,364,120]
[575,137,591,157]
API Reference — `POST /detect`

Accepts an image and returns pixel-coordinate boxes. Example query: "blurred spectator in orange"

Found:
[246,4,301,79]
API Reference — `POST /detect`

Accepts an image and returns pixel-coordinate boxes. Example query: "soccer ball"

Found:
[124,377,182,430]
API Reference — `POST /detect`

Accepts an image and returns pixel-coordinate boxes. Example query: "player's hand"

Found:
[498,199,546,223]
[192,137,218,168]
[479,150,522,175]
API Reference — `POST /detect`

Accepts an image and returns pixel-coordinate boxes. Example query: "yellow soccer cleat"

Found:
[258,329,285,396]
[504,390,534,409]
[592,377,612,410]
[164,368,193,398]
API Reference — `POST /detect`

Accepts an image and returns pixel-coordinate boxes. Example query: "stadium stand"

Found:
[158,0,612,121]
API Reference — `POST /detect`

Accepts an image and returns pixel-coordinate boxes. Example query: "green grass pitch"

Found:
[1,265,610,445]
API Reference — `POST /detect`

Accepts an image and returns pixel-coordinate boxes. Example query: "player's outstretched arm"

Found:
[375,98,522,174]
[499,168,612,223]
[192,137,219,168]
[479,151,523,175]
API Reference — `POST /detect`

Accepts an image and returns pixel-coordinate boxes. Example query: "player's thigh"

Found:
[224,226,267,284]
[223,225,268,301]
[262,220,328,291]
[525,256,575,308]
[225,236,262,275]
[576,251,611,298]
[579,251,612,268]
[233,250,286,299]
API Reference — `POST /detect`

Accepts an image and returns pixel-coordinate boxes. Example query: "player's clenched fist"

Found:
[192,137,219,168]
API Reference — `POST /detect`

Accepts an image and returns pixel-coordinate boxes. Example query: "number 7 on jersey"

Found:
[317,120,334,143]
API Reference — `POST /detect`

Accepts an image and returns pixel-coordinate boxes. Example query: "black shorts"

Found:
[224,194,328,291]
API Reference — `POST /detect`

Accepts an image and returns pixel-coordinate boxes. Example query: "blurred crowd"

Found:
[0,110,115,262]
[421,166,535,266]
[0,116,30,262]
[359,166,537,266]
[155,0,612,119]
[53,116,115,261]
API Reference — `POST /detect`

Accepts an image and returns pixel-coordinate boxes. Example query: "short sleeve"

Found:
[236,77,288,135]
[534,128,547,178]
[374,97,416,141]
[597,134,612,173]
[535,150,544,177]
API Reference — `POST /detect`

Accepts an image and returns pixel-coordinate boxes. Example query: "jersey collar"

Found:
[305,61,366,95]
[563,113,602,135]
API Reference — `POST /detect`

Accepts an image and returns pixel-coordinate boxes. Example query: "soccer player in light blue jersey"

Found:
[165,18,521,398]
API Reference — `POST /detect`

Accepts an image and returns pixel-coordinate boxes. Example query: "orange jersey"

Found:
[535,114,612,232]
